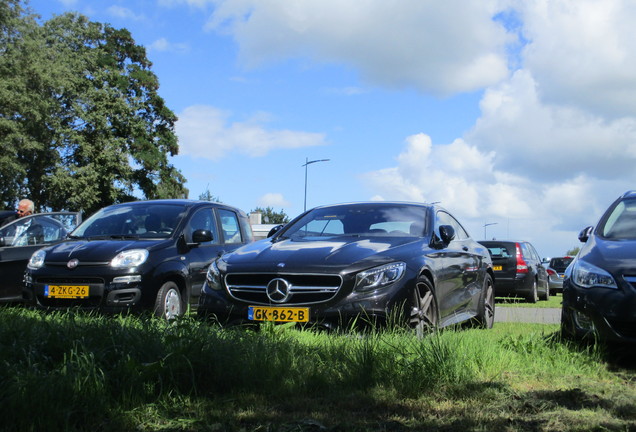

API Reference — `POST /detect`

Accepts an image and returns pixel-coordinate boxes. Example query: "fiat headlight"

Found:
[571,260,617,289]
[355,262,406,292]
[205,260,222,291]
[28,249,46,270]
[110,249,149,268]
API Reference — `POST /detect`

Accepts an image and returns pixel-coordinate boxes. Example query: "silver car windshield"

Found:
[283,204,428,240]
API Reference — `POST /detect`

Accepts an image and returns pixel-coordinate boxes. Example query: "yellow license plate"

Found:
[248,306,309,322]
[45,285,89,298]
[493,265,503,271]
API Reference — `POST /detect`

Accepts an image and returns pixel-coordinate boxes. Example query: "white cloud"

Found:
[362,132,577,253]
[203,0,513,95]
[158,0,214,7]
[326,86,368,96]
[467,70,636,183]
[257,193,290,208]
[363,134,496,219]
[518,0,636,117]
[107,6,144,21]
[175,105,327,160]
[148,38,190,53]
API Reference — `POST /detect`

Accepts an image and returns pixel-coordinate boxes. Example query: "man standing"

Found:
[16,199,34,218]
[1,199,35,227]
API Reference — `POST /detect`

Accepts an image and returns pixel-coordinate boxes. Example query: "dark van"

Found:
[23,200,252,319]
[478,240,549,302]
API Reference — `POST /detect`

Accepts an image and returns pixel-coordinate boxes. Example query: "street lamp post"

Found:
[303,157,330,212]
[483,222,498,240]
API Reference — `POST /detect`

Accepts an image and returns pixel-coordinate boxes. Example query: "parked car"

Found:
[478,240,549,302]
[23,200,253,319]
[198,202,495,333]
[0,212,81,302]
[561,191,636,344]
[546,256,574,295]
[0,210,17,227]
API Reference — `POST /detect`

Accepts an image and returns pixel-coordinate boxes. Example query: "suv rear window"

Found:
[485,245,514,258]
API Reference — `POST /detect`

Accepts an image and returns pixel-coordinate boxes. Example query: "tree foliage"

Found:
[0,1,186,214]
[250,206,290,224]
[198,188,221,203]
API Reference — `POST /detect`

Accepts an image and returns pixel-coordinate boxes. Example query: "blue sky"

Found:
[28,0,636,257]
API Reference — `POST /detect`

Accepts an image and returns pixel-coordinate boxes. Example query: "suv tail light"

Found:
[546,268,557,276]
[515,243,528,273]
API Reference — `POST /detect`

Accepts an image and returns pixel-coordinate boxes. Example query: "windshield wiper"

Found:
[109,234,139,240]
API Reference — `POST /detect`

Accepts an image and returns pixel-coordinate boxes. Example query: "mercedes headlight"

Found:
[28,249,46,270]
[110,249,149,268]
[571,260,617,289]
[355,262,406,292]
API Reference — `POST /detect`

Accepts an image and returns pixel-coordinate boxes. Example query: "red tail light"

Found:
[515,243,528,273]
[546,268,556,276]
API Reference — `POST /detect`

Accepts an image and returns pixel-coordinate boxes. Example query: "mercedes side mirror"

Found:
[267,224,284,238]
[439,225,456,246]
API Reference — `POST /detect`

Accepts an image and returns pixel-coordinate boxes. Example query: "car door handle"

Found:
[462,246,469,251]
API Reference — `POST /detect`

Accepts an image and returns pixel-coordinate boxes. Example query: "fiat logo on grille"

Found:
[266,278,291,303]
[67,258,79,269]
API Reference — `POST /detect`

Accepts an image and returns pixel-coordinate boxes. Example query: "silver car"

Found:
[547,256,574,294]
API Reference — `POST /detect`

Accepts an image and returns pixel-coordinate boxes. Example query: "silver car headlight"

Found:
[28,249,46,270]
[110,249,149,268]
[355,262,406,292]
[205,260,222,291]
[571,260,617,289]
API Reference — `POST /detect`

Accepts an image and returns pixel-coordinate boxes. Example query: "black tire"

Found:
[560,306,582,342]
[409,276,439,338]
[526,279,538,303]
[540,281,550,301]
[153,281,183,320]
[475,274,495,329]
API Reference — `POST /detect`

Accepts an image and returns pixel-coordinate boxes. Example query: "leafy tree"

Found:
[566,246,580,256]
[0,0,40,208]
[250,206,290,224]
[0,3,186,214]
[198,188,221,203]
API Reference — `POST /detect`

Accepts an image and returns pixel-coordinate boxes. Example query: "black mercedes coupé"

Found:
[198,202,495,333]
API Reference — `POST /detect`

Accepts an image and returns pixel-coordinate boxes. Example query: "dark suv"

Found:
[479,240,549,302]
[23,200,252,319]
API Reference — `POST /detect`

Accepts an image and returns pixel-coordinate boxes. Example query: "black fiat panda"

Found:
[23,199,253,319]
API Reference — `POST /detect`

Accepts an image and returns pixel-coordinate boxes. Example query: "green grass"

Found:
[497,292,563,308]
[0,306,634,431]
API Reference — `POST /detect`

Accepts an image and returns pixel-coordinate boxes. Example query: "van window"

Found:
[189,208,219,244]
[218,209,242,244]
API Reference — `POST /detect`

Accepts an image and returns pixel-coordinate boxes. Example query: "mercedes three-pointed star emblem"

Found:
[266,278,291,303]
